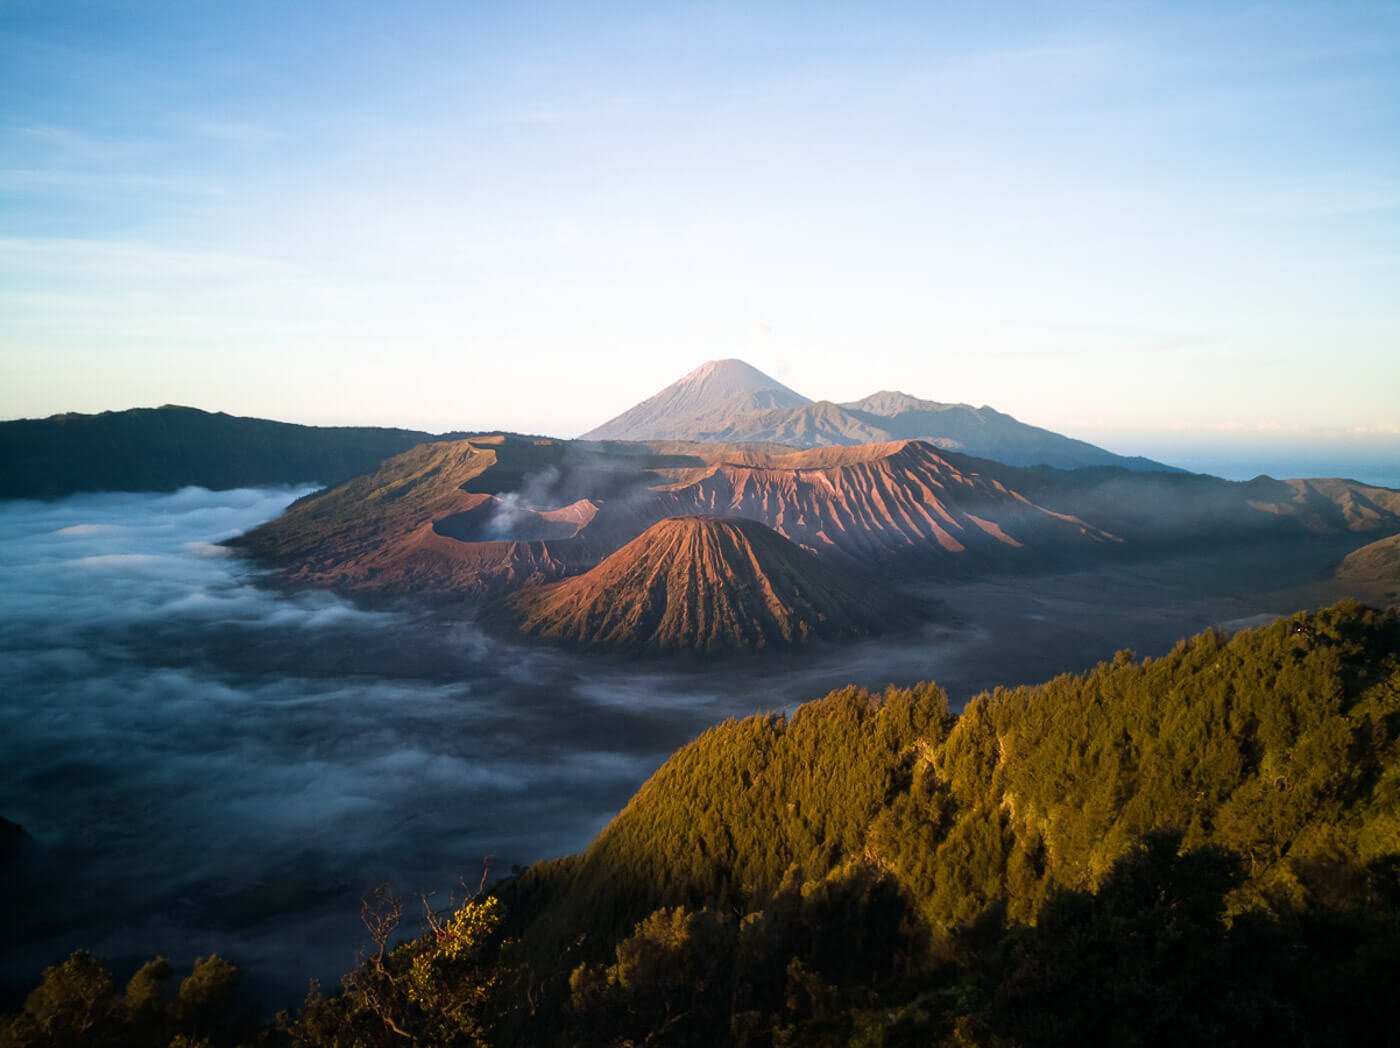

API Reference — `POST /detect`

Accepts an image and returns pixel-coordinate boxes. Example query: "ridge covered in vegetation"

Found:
[6,602,1398,1045]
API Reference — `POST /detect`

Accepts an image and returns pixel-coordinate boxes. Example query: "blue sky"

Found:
[1,1,1397,474]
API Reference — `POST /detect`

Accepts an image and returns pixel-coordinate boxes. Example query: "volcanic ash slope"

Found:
[507,515,910,654]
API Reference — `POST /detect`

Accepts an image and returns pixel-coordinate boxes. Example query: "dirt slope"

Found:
[633,440,1118,565]
[228,438,585,595]
[1337,532,1400,596]
[508,516,909,653]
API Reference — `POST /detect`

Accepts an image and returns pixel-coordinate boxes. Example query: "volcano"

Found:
[507,516,910,653]
[582,359,809,442]
[635,439,1118,566]
[231,431,1400,603]
[581,358,1175,471]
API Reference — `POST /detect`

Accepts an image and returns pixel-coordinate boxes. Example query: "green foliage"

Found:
[507,681,951,966]
[496,601,1400,1043]
[569,905,735,1045]
[987,831,1252,1045]
[565,860,923,1047]
[980,831,1400,1047]
[0,951,118,1048]
[278,889,508,1047]
[123,957,172,1034]
[0,952,251,1048]
[176,957,244,1044]
[913,601,1400,926]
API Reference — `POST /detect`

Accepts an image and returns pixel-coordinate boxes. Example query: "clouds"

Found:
[0,485,333,647]
[0,486,842,1004]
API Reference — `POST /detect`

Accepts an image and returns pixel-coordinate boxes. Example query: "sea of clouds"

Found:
[0,486,968,1008]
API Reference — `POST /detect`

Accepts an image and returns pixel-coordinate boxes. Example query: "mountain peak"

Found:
[843,390,945,415]
[671,358,804,401]
[684,358,772,383]
[581,360,810,441]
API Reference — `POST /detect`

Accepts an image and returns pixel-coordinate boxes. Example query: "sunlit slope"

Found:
[508,516,910,652]
[231,430,1400,600]
[693,399,892,447]
[506,601,1400,962]
[987,459,1400,546]
[1338,532,1400,593]
[1244,476,1400,533]
[642,439,1117,564]
[228,438,583,594]
[841,390,1174,471]
[583,359,811,441]
[232,435,1120,596]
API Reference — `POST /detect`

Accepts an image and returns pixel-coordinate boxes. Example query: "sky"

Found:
[1,0,1397,472]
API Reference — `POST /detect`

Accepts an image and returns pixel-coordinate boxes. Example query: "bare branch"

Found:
[360,882,404,967]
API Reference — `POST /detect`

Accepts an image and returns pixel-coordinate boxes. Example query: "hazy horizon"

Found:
[2,1,1397,451]
[4,384,1397,489]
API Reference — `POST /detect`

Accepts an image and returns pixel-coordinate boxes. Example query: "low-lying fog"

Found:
[0,487,952,1008]
[0,487,1360,1010]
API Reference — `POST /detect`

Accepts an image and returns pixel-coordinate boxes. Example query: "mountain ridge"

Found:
[0,405,434,498]
[231,431,1400,602]
[581,358,1178,471]
[231,434,1135,598]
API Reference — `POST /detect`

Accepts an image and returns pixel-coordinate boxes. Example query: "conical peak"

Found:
[581,359,810,441]
[683,358,773,383]
[643,514,760,537]
[509,513,906,653]
[614,515,786,566]
[672,359,803,398]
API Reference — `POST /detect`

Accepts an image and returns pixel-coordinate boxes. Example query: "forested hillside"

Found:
[6,602,1399,1046]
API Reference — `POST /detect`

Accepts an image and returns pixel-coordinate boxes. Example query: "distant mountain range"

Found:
[582,359,1176,472]
[0,406,434,498]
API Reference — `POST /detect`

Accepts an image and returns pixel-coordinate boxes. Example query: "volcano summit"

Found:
[507,515,910,654]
